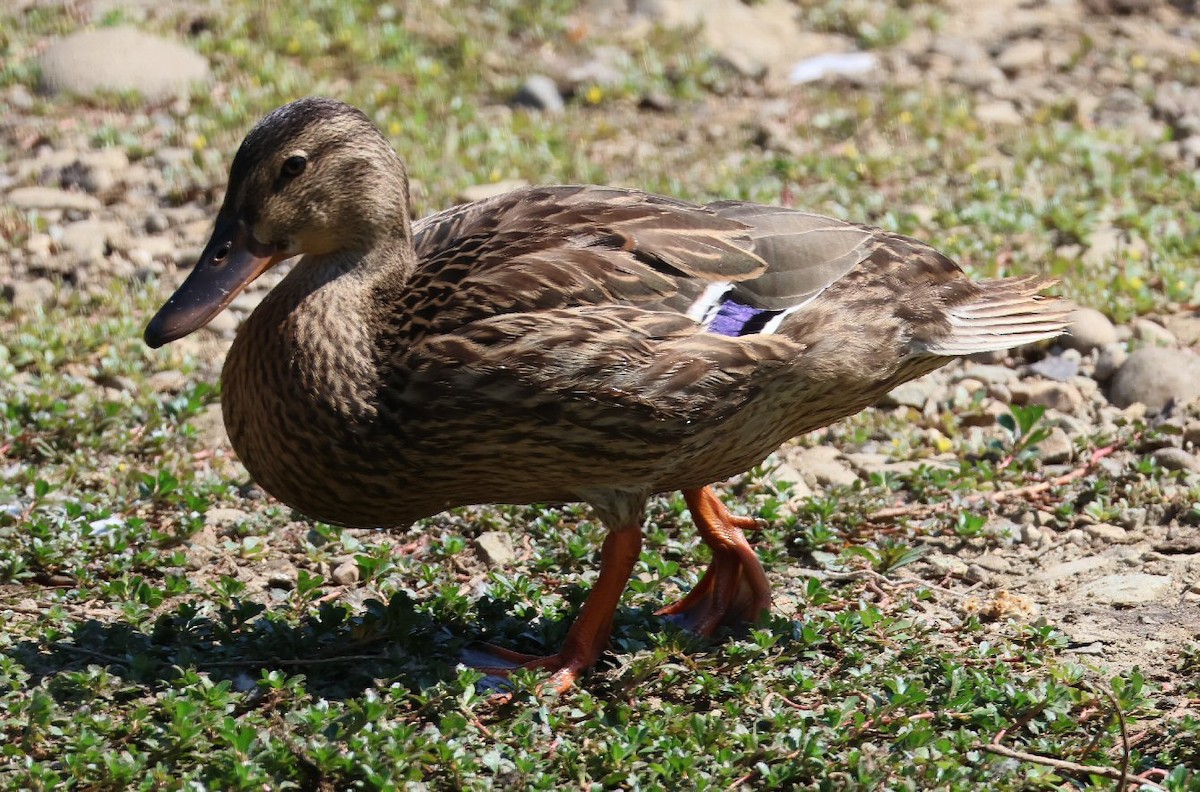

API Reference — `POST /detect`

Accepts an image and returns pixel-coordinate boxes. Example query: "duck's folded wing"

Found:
[405,186,883,339]
[397,187,1064,423]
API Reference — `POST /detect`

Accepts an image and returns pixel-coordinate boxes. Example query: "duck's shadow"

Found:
[9,588,666,700]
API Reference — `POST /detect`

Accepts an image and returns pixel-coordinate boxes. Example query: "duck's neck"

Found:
[228,236,416,422]
[290,236,415,369]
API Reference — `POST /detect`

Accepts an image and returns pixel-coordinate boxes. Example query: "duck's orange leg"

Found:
[469,527,643,695]
[656,486,771,635]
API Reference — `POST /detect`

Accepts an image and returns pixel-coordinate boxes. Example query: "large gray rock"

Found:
[974,100,1023,126]
[881,379,938,409]
[39,27,210,101]
[1062,307,1117,354]
[995,39,1047,74]
[59,219,115,259]
[1109,347,1200,411]
[7,186,101,212]
[4,278,57,313]
[1163,311,1200,345]
[639,0,847,79]
[1074,573,1173,605]
[786,446,858,489]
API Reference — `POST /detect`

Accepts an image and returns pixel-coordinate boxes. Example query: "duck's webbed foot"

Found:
[464,528,643,695]
[656,486,771,635]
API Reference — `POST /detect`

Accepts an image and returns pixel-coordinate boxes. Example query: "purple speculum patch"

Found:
[707,298,781,337]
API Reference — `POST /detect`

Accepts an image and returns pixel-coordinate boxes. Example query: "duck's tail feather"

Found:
[920,275,1069,356]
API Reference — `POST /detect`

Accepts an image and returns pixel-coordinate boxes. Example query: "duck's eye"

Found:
[280,155,307,179]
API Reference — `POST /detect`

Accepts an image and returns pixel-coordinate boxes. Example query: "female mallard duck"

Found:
[146,98,1066,694]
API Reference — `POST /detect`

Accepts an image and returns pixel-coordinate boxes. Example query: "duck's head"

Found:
[144,97,410,348]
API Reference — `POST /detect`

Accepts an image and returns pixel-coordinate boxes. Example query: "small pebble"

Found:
[332,560,361,586]
[5,278,57,313]
[1183,421,1200,449]
[1075,573,1173,605]
[1093,343,1128,382]
[1152,447,1200,473]
[965,564,989,584]
[205,508,247,530]
[1085,523,1129,544]
[1117,506,1147,531]
[1011,380,1084,413]
[145,211,171,233]
[512,75,565,114]
[147,370,188,393]
[975,100,1023,126]
[1020,524,1047,547]
[1038,426,1074,464]
[995,39,1047,73]
[1029,350,1080,382]
[268,573,295,590]
[476,531,516,567]
[1132,318,1176,347]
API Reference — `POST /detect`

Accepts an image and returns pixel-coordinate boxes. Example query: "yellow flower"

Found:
[192,135,207,151]
[388,120,402,137]
[1130,53,1147,70]
[898,110,913,125]
[286,38,301,55]
[585,85,603,105]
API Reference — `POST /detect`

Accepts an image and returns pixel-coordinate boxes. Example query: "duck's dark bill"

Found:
[144,215,279,348]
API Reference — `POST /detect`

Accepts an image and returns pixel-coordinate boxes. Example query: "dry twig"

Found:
[980,743,1166,791]
[984,681,1169,792]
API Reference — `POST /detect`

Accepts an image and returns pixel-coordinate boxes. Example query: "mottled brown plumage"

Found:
[145,98,1067,693]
